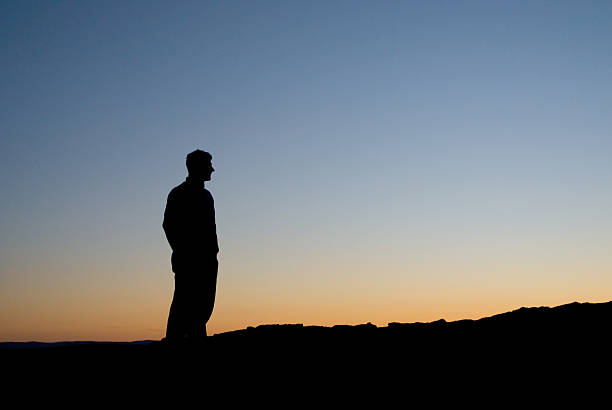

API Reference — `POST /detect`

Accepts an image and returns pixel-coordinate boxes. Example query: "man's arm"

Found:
[205,190,220,256]
[162,191,181,252]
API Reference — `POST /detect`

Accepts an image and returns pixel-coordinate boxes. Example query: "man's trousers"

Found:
[165,258,218,341]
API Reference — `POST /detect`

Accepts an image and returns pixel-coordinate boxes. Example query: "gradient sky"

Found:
[2,1,612,341]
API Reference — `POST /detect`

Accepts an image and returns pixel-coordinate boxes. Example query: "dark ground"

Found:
[2,300,610,402]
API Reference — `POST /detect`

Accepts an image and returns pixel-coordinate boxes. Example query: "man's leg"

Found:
[184,282,206,341]
[186,259,218,340]
[201,260,219,329]
[165,276,187,341]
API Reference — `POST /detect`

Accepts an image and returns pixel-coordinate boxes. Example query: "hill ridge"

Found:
[2,299,609,347]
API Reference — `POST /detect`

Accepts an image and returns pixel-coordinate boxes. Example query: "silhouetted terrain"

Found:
[3,300,610,394]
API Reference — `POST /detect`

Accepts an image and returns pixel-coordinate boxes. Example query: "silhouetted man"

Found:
[163,150,219,343]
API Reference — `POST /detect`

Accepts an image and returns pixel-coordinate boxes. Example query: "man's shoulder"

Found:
[203,187,215,203]
[168,182,188,198]
[167,181,213,201]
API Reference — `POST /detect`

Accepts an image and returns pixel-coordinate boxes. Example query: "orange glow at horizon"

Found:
[2,256,611,342]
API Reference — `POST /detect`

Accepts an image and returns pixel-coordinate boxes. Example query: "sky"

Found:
[1,1,612,342]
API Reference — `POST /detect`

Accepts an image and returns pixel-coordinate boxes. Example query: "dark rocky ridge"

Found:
[2,300,610,400]
[4,300,609,352]
[4,300,609,356]
[204,300,611,368]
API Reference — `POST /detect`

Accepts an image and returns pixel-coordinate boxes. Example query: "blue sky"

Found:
[2,1,612,340]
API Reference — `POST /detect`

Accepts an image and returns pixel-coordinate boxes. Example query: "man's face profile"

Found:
[191,160,214,181]
[203,160,214,181]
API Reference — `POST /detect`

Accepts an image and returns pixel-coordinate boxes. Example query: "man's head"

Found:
[186,149,214,181]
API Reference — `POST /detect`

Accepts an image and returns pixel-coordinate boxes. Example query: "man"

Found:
[163,149,219,343]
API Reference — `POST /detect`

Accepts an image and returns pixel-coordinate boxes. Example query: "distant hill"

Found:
[0,340,154,349]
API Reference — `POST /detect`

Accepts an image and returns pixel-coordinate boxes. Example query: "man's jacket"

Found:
[163,176,219,273]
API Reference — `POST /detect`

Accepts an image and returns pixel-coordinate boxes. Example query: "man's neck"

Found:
[186,175,205,187]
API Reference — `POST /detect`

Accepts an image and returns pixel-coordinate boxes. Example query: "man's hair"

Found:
[186,149,212,173]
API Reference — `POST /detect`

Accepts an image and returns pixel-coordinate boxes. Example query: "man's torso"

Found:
[164,180,219,273]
